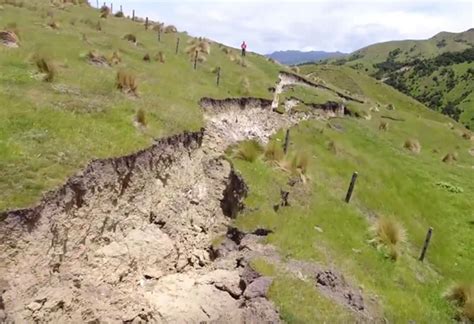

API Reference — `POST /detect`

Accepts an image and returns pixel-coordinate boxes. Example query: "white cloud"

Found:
[102,0,473,53]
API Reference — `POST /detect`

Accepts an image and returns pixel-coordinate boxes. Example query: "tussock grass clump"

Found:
[152,23,164,32]
[327,140,338,154]
[264,141,284,163]
[387,103,395,110]
[164,25,177,33]
[114,11,124,18]
[240,77,250,95]
[404,139,421,154]
[100,5,110,18]
[445,283,474,321]
[0,30,19,47]
[143,53,150,62]
[442,152,458,163]
[462,131,473,140]
[221,47,230,54]
[291,66,300,73]
[290,151,309,174]
[109,50,121,65]
[186,37,211,63]
[116,70,138,96]
[33,54,55,82]
[235,140,263,162]
[123,33,137,43]
[135,108,146,127]
[369,216,406,260]
[379,120,389,131]
[155,51,165,63]
[47,21,60,29]
[86,50,109,66]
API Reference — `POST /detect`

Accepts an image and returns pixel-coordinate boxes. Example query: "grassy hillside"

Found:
[1,1,473,322]
[0,0,282,210]
[231,65,474,322]
[324,29,474,129]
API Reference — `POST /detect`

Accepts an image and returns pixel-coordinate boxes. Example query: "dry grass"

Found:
[86,50,109,66]
[100,5,110,18]
[462,132,473,140]
[235,140,263,162]
[123,33,136,43]
[404,139,421,154]
[290,151,309,174]
[116,70,138,96]
[0,30,19,46]
[135,108,146,127]
[291,66,300,73]
[47,20,60,29]
[155,51,165,63]
[186,37,211,63]
[379,120,389,131]
[264,141,284,163]
[109,50,121,65]
[442,152,458,163]
[33,54,55,82]
[370,216,406,260]
[152,23,164,32]
[445,283,474,321]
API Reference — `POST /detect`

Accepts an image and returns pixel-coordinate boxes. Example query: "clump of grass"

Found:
[135,108,146,127]
[152,23,164,32]
[47,21,60,29]
[0,30,19,47]
[100,5,110,18]
[109,50,121,65]
[435,181,463,193]
[445,283,474,321]
[404,139,421,154]
[240,77,250,95]
[369,216,406,260]
[116,70,138,96]
[164,25,177,33]
[235,140,263,162]
[462,132,473,140]
[387,103,395,110]
[186,37,211,63]
[123,33,137,43]
[33,54,55,82]
[442,152,458,163]
[379,120,389,131]
[143,53,150,62]
[86,50,109,66]
[155,51,165,63]
[114,11,124,18]
[327,140,338,154]
[264,141,284,163]
[290,151,309,174]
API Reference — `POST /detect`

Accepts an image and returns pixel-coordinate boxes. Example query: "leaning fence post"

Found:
[345,172,358,203]
[132,9,135,21]
[193,50,198,70]
[158,27,161,42]
[216,67,221,86]
[175,37,180,54]
[283,129,290,154]
[419,227,433,262]
[145,17,149,30]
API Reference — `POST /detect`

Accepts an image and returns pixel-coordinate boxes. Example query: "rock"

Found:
[244,277,272,299]
[243,297,281,323]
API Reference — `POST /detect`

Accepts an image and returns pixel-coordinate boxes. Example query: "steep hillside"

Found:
[1,1,473,323]
[266,50,346,65]
[324,29,474,129]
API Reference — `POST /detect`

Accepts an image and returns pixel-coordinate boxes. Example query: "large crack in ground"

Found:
[0,73,356,323]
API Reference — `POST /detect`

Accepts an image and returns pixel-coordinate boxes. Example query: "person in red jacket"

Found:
[241,41,247,57]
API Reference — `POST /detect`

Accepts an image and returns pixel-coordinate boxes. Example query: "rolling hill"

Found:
[266,50,346,65]
[324,29,474,129]
[0,1,473,323]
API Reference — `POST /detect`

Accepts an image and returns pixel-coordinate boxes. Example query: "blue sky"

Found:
[96,0,473,54]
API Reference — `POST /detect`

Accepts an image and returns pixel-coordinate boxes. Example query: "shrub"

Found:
[442,152,457,163]
[116,70,138,96]
[123,33,137,43]
[235,140,263,162]
[379,120,389,131]
[404,139,421,154]
[264,141,284,163]
[135,108,146,126]
[240,77,250,95]
[445,283,474,321]
[34,54,55,82]
[369,216,406,260]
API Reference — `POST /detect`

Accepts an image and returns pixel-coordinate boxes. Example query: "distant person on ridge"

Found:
[241,41,247,56]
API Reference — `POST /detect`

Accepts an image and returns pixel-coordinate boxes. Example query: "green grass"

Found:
[0,0,281,210]
[231,66,474,322]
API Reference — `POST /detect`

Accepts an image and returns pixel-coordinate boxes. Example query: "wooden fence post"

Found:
[110,3,113,13]
[145,17,149,30]
[216,67,221,86]
[175,37,180,54]
[158,27,161,42]
[132,10,135,21]
[283,129,290,154]
[345,172,358,203]
[96,0,99,8]
[120,5,122,12]
[193,50,198,70]
[419,227,433,262]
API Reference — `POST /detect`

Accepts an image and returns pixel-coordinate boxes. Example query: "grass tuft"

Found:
[155,51,165,63]
[135,108,146,127]
[379,120,389,131]
[445,283,474,321]
[264,141,284,163]
[164,25,177,33]
[404,138,421,154]
[143,53,150,62]
[186,37,210,63]
[370,216,406,260]
[290,151,309,174]
[123,33,136,43]
[109,50,121,65]
[116,70,138,96]
[442,152,457,163]
[235,140,263,162]
[33,54,55,82]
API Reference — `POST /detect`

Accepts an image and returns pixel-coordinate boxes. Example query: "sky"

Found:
[96,0,474,54]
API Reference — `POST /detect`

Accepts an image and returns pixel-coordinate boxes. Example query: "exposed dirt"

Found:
[0,73,349,323]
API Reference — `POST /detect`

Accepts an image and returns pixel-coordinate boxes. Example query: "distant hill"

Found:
[324,29,474,129]
[266,50,346,65]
